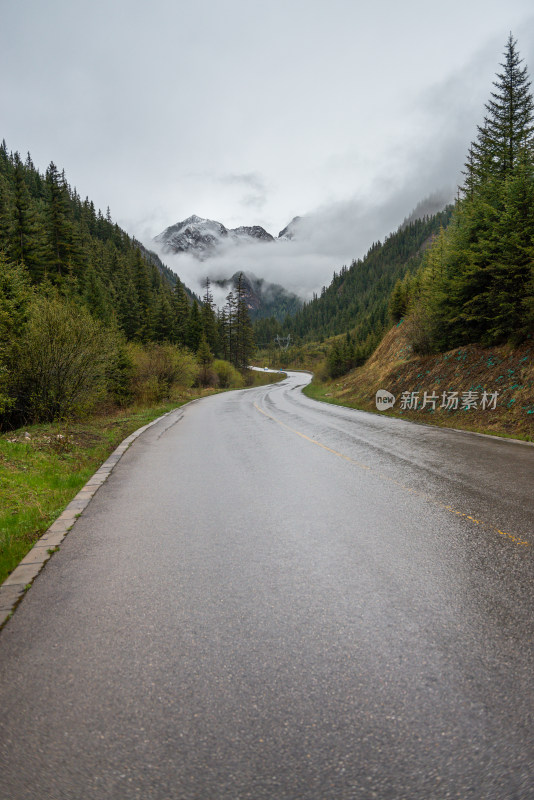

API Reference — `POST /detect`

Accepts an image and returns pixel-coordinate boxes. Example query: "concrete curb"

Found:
[0,408,179,630]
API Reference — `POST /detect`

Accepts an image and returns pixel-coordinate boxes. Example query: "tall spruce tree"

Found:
[217,307,229,361]
[414,34,534,349]
[234,273,255,368]
[46,161,75,278]
[465,34,534,192]
[172,281,190,346]
[201,277,219,354]
[187,300,203,352]
[11,154,48,279]
[223,291,237,365]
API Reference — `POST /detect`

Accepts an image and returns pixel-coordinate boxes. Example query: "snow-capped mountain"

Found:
[153,215,228,258]
[278,216,301,240]
[231,225,275,243]
[153,215,277,259]
[153,214,302,259]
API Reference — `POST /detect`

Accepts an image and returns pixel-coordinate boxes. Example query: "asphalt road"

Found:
[1,372,533,800]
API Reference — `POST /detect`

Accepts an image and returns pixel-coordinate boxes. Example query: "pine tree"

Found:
[172,281,189,346]
[485,151,534,340]
[132,248,153,340]
[46,161,75,277]
[224,291,237,365]
[117,276,142,339]
[466,34,534,191]
[153,289,175,342]
[187,300,203,352]
[0,174,13,247]
[0,140,9,177]
[218,307,229,360]
[201,277,219,354]
[196,333,213,366]
[388,278,406,322]
[84,264,111,322]
[423,35,534,348]
[234,273,254,368]
[10,154,48,280]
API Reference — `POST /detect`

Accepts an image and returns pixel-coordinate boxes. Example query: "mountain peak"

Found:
[153,215,289,259]
[278,216,301,240]
[153,215,229,259]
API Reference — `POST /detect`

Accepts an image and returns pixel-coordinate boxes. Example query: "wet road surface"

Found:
[1,372,533,799]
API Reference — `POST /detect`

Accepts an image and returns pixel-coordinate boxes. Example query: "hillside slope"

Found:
[309,323,534,440]
[0,142,196,342]
[286,207,453,343]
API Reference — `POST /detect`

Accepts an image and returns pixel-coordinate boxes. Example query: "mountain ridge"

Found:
[154,214,295,259]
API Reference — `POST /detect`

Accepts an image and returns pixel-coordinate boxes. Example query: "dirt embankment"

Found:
[319,322,534,440]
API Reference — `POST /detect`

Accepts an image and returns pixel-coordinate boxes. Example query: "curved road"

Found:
[1,372,533,799]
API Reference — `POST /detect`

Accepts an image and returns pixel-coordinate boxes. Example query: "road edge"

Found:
[0,375,286,630]
[303,383,534,448]
[0,405,185,631]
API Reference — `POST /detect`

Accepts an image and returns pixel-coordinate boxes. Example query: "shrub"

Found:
[0,257,33,417]
[196,366,219,388]
[404,310,436,355]
[213,359,244,388]
[14,294,116,422]
[128,343,198,403]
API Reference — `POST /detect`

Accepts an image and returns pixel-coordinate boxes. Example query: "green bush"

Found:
[0,257,33,416]
[128,343,198,403]
[106,342,135,407]
[213,359,244,388]
[196,366,219,388]
[13,294,116,422]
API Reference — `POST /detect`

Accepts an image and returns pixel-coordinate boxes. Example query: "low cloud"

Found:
[218,172,268,212]
[240,193,266,210]
[143,33,534,305]
[218,172,266,192]
[148,183,453,305]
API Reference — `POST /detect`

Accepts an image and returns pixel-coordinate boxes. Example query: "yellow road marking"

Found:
[253,401,529,547]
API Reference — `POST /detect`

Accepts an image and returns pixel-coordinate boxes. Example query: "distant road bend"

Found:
[1,371,533,799]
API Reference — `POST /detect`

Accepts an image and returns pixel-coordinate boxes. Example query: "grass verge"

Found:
[303,381,534,442]
[0,389,220,586]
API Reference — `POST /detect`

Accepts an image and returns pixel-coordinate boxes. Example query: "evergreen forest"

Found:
[391,34,534,354]
[0,148,254,427]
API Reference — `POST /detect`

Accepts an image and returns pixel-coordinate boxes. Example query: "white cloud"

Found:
[3,0,534,298]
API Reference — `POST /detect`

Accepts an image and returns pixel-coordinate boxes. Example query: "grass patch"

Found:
[303,382,364,410]
[246,369,286,387]
[304,379,534,442]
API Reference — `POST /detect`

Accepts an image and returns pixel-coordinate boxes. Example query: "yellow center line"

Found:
[253,401,529,547]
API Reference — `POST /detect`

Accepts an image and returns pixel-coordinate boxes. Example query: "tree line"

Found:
[393,34,534,352]
[254,209,452,355]
[0,146,254,427]
[254,207,453,378]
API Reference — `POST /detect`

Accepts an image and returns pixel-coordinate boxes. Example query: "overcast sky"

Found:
[3,0,534,295]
